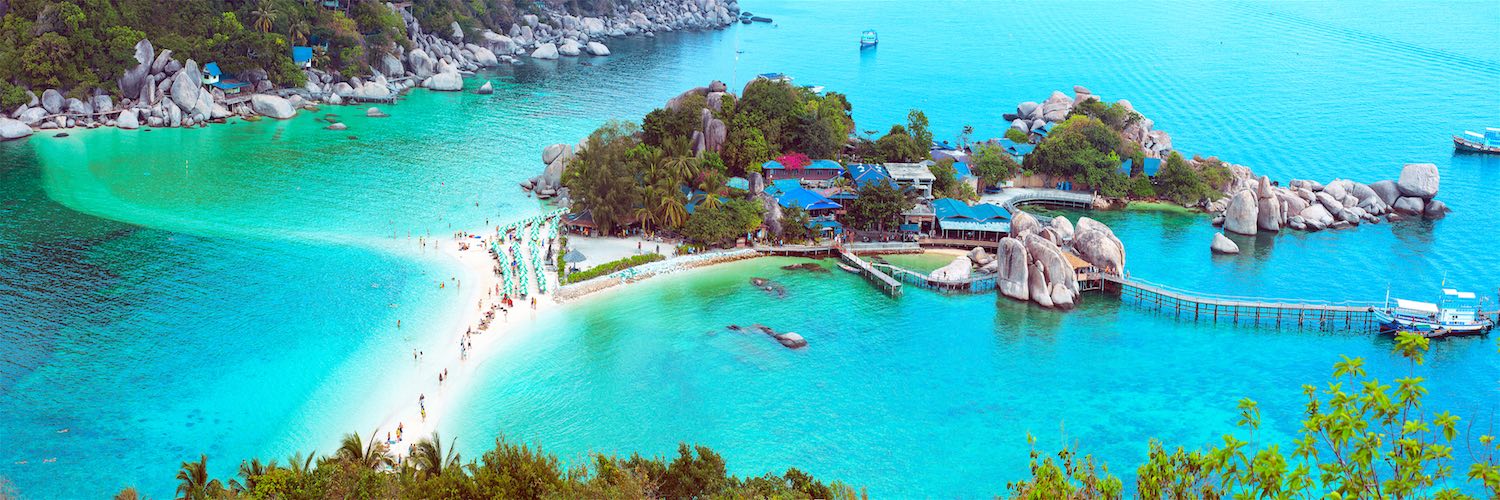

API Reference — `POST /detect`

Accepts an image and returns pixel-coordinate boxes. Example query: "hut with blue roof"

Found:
[1119,157,1163,178]
[762,158,845,182]
[931,198,1011,243]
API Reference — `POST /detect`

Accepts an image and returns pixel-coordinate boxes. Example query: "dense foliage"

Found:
[139,433,865,499]
[563,253,664,284]
[1005,333,1500,499]
[1023,115,1131,197]
[929,158,977,201]
[844,180,909,231]
[683,198,763,246]
[1152,152,1232,205]
[0,0,580,105]
[969,143,1021,187]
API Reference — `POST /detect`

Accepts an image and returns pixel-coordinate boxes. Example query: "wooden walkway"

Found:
[873,262,996,293]
[838,249,902,298]
[983,188,1097,214]
[1102,275,1377,331]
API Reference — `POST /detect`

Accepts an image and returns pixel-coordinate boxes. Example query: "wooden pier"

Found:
[873,262,996,293]
[838,249,903,298]
[1101,275,1377,331]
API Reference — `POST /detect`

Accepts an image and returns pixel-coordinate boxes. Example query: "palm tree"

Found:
[286,450,316,481]
[663,153,699,184]
[336,430,394,470]
[410,431,460,478]
[175,455,225,500]
[657,193,688,229]
[288,19,311,45]
[229,457,279,493]
[696,171,728,211]
[250,0,278,33]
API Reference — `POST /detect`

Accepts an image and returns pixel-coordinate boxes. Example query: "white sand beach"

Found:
[369,226,561,460]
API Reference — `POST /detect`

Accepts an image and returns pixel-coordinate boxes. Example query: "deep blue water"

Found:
[2,0,1498,497]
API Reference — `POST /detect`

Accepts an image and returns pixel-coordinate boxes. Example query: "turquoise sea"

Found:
[2,1,1499,496]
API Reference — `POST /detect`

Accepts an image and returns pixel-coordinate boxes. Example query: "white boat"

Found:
[1374,288,1494,337]
[860,29,878,48]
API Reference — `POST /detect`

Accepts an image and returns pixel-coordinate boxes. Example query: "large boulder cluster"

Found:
[1211,163,1448,235]
[3,0,741,140]
[1002,85,1174,157]
[470,0,740,62]
[991,212,1125,310]
[521,142,578,203]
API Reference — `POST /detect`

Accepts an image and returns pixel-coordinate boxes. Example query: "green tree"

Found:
[970,143,1021,187]
[175,455,225,500]
[563,120,643,235]
[1004,127,1031,144]
[875,124,923,163]
[846,180,909,231]
[335,430,393,470]
[907,109,932,147]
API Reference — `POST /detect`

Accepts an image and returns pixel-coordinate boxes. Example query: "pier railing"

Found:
[1102,275,1377,331]
[872,263,997,293]
[838,249,903,298]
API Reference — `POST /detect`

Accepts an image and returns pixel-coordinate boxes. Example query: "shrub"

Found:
[1004,127,1030,144]
[562,253,664,284]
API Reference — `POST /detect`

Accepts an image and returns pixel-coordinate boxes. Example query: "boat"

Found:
[1453,128,1500,154]
[1374,288,1494,337]
[756,72,793,84]
[860,29,878,48]
[837,263,860,274]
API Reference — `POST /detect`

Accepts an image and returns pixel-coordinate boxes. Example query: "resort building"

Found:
[847,163,892,189]
[901,203,935,235]
[884,162,937,199]
[931,198,1011,243]
[203,62,249,94]
[762,158,845,182]
[776,186,844,235]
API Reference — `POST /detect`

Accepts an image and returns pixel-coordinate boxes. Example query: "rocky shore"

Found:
[0,0,739,141]
[1212,162,1448,239]
[1003,85,1175,158]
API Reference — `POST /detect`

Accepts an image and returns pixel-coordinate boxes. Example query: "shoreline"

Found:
[368,224,562,460]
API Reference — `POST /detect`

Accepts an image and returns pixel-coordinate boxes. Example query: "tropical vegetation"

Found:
[0,0,578,107]
[561,252,665,284]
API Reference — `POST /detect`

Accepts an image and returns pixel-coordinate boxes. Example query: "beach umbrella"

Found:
[563,249,587,264]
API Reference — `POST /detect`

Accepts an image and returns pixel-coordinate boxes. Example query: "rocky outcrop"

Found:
[476,81,494,94]
[1003,86,1174,157]
[1210,232,1239,254]
[930,256,972,281]
[1222,190,1259,235]
[530,42,560,60]
[115,109,139,129]
[249,95,296,119]
[1212,163,1449,234]
[1010,210,1041,238]
[996,237,1029,302]
[1072,217,1125,273]
[586,41,610,56]
[0,117,32,140]
[422,62,464,91]
[1397,163,1439,199]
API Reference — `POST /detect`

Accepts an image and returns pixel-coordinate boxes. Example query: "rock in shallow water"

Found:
[1210,233,1240,254]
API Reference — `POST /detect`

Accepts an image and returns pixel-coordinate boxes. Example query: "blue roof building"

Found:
[952,161,973,180]
[292,46,314,68]
[846,163,893,189]
[932,198,1011,240]
[1119,157,1163,178]
[727,177,750,190]
[777,187,842,212]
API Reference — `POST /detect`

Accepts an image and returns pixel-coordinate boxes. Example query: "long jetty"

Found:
[838,249,903,298]
[1101,275,1379,331]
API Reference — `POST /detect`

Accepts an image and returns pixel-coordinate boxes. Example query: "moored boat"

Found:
[756,72,793,84]
[1453,128,1500,154]
[1375,288,1494,337]
[860,29,878,48]
[837,263,860,274]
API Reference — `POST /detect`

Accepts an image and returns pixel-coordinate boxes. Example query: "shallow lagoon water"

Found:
[2,0,1499,496]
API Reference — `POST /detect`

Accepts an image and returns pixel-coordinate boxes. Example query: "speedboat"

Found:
[1454,128,1500,154]
[860,29,878,48]
[1374,288,1494,337]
